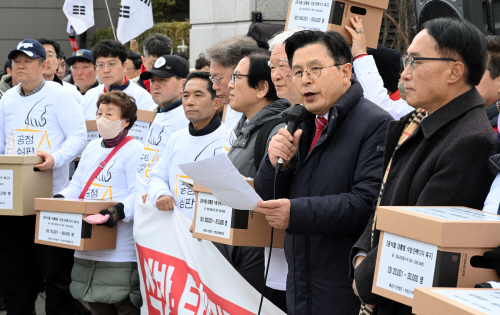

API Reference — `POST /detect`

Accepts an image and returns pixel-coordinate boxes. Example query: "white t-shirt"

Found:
[79,81,156,120]
[353,55,413,120]
[136,104,189,194]
[148,123,226,219]
[62,81,82,104]
[58,137,143,262]
[223,103,242,151]
[0,81,87,193]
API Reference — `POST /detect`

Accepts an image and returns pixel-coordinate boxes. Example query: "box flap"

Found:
[137,109,156,123]
[85,120,97,131]
[0,155,44,165]
[350,0,390,10]
[34,198,117,214]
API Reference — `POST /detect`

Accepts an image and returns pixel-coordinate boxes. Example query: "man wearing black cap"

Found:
[136,55,190,195]
[38,38,82,103]
[346,17,413,120]
[0,39,87,315]
[66,49,99,95]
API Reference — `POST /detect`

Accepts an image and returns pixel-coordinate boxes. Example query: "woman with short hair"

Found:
[56,90,143,314]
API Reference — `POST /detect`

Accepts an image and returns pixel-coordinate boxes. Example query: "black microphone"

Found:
[275,104,309,174]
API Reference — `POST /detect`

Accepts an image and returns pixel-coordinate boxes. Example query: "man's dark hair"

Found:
[195,53,210,70]
[143,33,173,58]
[184,71,217,100]
[244,52,278,102]
[92,40,128,64]
[3,60,11,75]
[485,36,500,80]
[58,51,66,60]
[423,17,487,86]
[284,30,353,67]
[127,51,142,70]
[38,38,61,57]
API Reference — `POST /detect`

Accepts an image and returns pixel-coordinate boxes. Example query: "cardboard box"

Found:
[192,181,285,248]
[0,156,53,216]
[413,288,500,315]
[285,0,390,48]
[34,198,117,251]
[129,109,156,145]
[372,206,500,306]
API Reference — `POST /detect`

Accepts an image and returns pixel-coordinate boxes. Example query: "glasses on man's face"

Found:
[287,64,344,84]
[401,54,456,70]
[95,62,120,70]
[209,69,233,85]
[46,53,57,59]
[230,73,250,84]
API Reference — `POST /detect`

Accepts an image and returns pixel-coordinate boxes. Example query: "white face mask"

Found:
[96,117,125,139]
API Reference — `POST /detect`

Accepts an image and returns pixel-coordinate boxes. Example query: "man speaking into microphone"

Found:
[253,30,393,315]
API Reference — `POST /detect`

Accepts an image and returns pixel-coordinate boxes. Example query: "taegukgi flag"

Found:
[63,0,94,35]
[117,0,154,44]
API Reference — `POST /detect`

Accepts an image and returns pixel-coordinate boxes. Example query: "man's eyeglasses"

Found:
[230,73,250,84]
[402,55,456,70]
[209,69,233,85]
[287,64,344,84]
[95,62,119,70]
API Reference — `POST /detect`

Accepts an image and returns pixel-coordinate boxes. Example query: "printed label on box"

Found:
[398,207,500,221]
[376,232,438,299]
[38,211,82,246]
[432,290,500,315]
[287,0,333,32]
[130,120,150,145]
[0,170,13,209]
[195,192,232,239]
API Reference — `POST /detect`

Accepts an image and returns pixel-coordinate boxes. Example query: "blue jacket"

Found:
[254,81,393,315]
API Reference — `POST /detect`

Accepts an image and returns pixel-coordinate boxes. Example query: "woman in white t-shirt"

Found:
[56,91,143,314]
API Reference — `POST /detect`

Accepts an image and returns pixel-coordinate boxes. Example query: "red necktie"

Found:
[309,117,327,152]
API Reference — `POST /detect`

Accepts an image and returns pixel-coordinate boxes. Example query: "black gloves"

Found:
[481,246,500,278]
[52,194,64,198]
[99,203,125,228]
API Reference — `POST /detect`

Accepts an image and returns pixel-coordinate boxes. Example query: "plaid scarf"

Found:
[359,108,427,315]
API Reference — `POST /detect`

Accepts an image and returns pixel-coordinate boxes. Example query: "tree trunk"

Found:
[395,0,415,52]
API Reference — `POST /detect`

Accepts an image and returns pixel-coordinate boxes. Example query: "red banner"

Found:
[136,243,255,315]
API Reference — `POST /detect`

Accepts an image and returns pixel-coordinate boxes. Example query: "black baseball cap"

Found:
[66,49,94,65]
[140,55,189,80]
[8,39,47,59]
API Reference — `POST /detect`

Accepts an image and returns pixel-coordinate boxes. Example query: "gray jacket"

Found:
[0,74,13,94]
[228,98,290,177]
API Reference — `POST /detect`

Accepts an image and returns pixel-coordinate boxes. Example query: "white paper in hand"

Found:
[178,154,262,210]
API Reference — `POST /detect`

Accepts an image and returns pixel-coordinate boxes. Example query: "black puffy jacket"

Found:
[254,81,393,315]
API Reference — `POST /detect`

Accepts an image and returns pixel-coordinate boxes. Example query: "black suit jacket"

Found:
[350,88,497,315]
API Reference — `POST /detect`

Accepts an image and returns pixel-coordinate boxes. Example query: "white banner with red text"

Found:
[133,194,285,315]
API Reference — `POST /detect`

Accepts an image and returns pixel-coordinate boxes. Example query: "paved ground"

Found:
[0,294,90,315]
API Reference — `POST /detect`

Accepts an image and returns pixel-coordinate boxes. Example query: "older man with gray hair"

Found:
[206,35,257,150]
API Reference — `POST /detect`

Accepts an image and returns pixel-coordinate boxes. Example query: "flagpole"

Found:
[104,0,117,41]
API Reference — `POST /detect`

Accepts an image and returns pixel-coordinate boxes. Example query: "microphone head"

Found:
[287,104,309,124]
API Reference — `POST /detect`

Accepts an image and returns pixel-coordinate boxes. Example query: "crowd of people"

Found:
[0,14,500,315]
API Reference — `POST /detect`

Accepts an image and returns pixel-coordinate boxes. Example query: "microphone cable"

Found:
[257,170,277,315]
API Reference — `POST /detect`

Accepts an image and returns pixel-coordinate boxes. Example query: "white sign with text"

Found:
[130,121,150,144]
[0,170,13,209]
[287,0,332,32]
[377,232,438,299]
[38,211,83,246]
[195,192,232,239]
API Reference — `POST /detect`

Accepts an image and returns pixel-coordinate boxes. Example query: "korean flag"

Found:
[117,0,154,44]
[62,0,94,35]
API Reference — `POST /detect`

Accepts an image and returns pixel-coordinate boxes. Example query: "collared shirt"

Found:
[19,79,45,97]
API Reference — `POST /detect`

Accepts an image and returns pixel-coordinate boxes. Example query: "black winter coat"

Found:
[350,88,497,315]
[254,81,393,315]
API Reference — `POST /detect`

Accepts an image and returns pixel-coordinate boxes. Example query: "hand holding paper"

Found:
[178,154,262,210]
